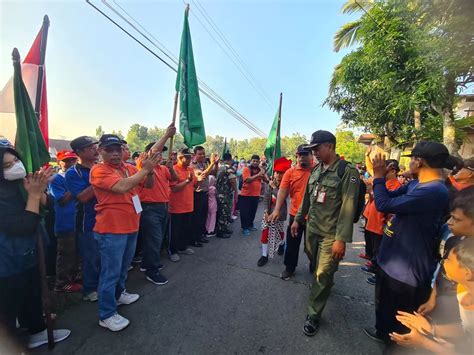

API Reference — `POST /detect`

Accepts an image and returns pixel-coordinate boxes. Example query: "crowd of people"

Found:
[0,127,473,353]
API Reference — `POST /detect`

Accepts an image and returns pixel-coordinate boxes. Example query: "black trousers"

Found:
[192,191,208,242]
[375,269,431,340]
[0,266,46,335]
[371,232,382,269]
[238,195,259,229]
[284,215,306,272]
[169,212,193,254]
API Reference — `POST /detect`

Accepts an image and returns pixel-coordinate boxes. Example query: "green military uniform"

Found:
[215,164,236,236]
[295,156,360,321]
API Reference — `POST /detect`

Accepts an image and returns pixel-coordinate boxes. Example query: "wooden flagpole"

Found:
[167,91,179,158]
[268,92,282,211]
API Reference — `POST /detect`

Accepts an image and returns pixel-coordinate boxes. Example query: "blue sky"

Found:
[0,0,356,140]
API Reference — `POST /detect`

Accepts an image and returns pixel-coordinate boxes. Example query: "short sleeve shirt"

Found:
[280,164,313,216]
[139,165,172,203]
[90,162,140,234]
[169,164,196,214]
[239,166,262,197]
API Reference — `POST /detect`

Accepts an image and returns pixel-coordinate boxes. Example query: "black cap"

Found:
[98,134,123,148]
[144,142,168,153]
[70,136,98,152]
[306,130,336,148]
[121,139,128,145]
[462,157,474,171]
[178,148,192,156]
[402,141,457,169]
[296,144,312,154]
[131,151,141,159]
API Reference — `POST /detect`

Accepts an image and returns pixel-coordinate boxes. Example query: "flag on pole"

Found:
[0,15,50,147]
[11,48,50,173]
[175,5,206,148]
[222,137,228,157]
[264,95,282,176]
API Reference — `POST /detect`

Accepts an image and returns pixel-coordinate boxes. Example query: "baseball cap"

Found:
[402,141,457,169]
[57,150,78,161]
[462,157,474,171]
[98,134,123,148]
[70,136,98,152]
[296,144,312,154]
[306,130,336,148]
[274,157,292,173]
[178,148,192,156]
[144,142,168,153]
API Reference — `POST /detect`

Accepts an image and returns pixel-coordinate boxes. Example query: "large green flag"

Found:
[264,107,281,176]
[175,6,206,148]
[12,48,50,173]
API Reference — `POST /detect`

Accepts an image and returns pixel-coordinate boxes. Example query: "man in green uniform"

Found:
[215,153,237,238]
[292,130,360,336]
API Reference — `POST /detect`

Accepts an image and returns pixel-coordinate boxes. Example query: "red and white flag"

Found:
[0,15,50,147]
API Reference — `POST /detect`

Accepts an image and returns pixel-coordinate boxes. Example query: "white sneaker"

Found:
[178,248,195,255]
[99,313,129,332]
[231,215,238,220]
[169,253,180,262]
[83,291,98,302]
[127,265,133,271]
[28,328,71,349]
[116,291,139,306]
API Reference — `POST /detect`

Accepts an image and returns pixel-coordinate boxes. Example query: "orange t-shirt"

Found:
[90,162,141,234]
[364,178,402,235]
[280,164,313,216]
[239,166,262,197]
[169,164,196,214]
[139,165,172,203]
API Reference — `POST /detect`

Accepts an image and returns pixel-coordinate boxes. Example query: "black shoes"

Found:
[303,316,319,336]
[257,256,268,267]
[216,233,231,239]
[363,328,387,343]
[191,241,203,247]
[277,244,285,256]
[199,238,209,244]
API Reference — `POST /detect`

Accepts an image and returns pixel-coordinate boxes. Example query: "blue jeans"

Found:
[94,232,137,320]
[80,231,100,295]
[141,203,168,275]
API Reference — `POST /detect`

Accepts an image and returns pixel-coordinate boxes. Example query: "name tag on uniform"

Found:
[316,191,326,203]
[132,195,143,214]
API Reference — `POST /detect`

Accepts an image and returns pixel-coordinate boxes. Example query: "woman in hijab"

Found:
[0,146,70,349]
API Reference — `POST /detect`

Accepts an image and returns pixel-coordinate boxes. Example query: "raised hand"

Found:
[23,166,53,199]
[166,124,177,138]
[372,153,388,179]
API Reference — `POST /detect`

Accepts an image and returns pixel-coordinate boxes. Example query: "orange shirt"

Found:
[280,164,313,216]
[169,164,196,214]
[90,162,140,234]
[139,165,172,203]
[240,166,262,197]
[364,178,402,235]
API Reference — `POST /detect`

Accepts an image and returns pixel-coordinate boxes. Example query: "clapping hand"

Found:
[140,152,161,173]
[24,166,53,199]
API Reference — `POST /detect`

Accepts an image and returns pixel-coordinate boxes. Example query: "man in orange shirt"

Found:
[268,145,314,280]
[90,134,160,332]
[239,154,268,236]
[168,148,197,262]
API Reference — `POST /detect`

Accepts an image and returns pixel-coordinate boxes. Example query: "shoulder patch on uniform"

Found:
[350,176,357,183]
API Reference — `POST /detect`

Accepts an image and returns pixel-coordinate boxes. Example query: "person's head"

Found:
[131,151,140,161]
[1,147,26,182]
[56,150,78,172]
[443,238,474,286]
[177,148,192,167]
[454,157,474,185]
[385,159,400,180]
[404,141,452,175]
[273,157,292,185]
[122,141,131,162]
[193,146,206,163]
[448,186,474,237]
[306,130,337,164]
[70,136,99,163]
[222,152,233,165]
[250,154,260,168]
[145,142,168,164]
[98,134,123,166]
[296,145,312,168]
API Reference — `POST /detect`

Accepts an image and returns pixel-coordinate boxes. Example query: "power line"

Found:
[86,0,266,137]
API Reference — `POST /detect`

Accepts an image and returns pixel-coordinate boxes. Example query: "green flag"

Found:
[175,6,206,148]
[12,48,50,173]
[264,107,281,176]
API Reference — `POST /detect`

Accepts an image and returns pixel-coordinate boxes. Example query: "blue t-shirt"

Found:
[49,171,77,234]
[373,178,448,288]
[65,164,97,233]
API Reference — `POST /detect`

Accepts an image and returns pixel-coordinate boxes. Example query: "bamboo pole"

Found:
[167,91,179,158]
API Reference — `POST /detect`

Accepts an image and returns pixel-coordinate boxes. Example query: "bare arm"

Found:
[171,178,192,192]
[76,186,95,203]
[150,125,176,153]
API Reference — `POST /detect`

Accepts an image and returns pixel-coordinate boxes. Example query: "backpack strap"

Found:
[336,159,349,179]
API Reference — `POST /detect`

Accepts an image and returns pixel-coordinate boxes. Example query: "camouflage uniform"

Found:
[215,164,236,236]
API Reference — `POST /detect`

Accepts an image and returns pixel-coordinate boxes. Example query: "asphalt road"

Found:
[37,202,384,354]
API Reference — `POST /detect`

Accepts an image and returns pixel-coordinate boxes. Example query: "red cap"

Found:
[274,157,292,173]
[57,150,78,161]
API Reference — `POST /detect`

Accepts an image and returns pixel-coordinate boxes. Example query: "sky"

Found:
[0,0,357,141]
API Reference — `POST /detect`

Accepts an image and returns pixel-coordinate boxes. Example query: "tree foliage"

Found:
[335,130,366,163]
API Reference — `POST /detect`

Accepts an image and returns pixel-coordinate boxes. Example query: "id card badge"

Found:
[316,191,326,204]
[132,195,143,214]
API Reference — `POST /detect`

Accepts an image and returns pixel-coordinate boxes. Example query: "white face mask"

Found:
[4,161,27,181]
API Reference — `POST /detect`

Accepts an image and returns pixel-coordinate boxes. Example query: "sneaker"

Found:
[83,291,98,302]
[139,266,147,272]
[169,253,181,262]
[99,313,130,332]
[361,266,376,275]
[249,226,258,231]
[365,260,374,268]
[280,269,294,281]
[190,241,203,247]
[216,233,231,239]
[158,263,165,271]
[131,256,142,265]
[303,315,319,336]
[54,282,82,293]
[178,248,195,255]
[146,272,169,285]
[116,291,139,306]
[128,265,134,271]
[277,244,285,256]
[28,328,71,349]
[242,229,250,236]
[358,253,371,260]
[257,256,268,267]
[363,328,387,343]
[206,231,216,237]
[231,215,238,220]
[366,276,377,286]
[199,238,209,244]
